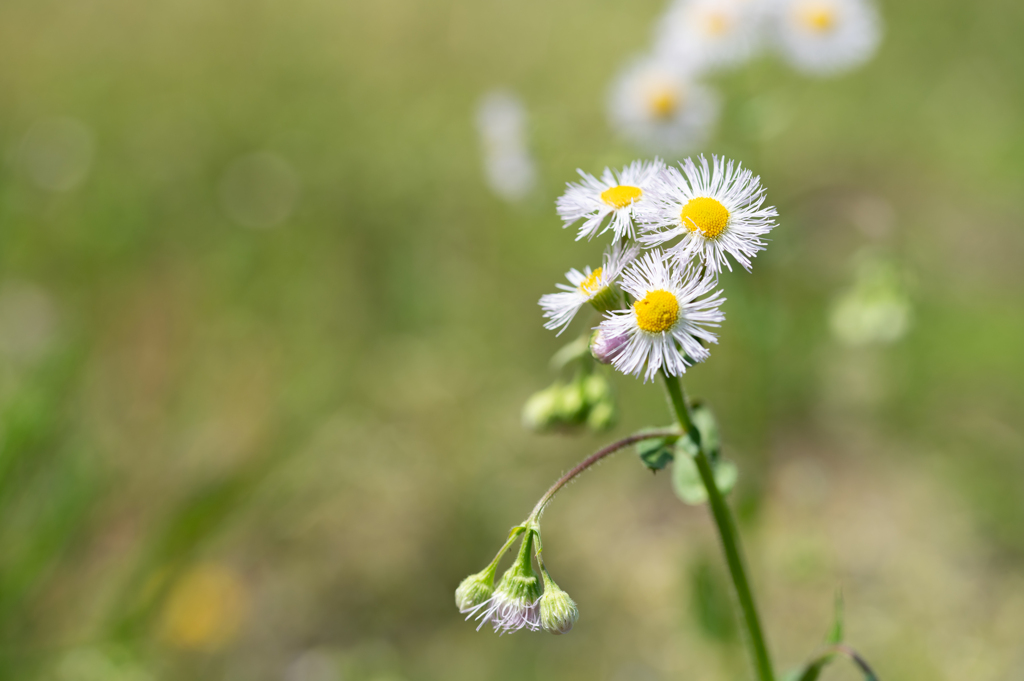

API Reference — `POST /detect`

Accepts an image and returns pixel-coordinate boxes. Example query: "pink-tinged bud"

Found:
[590,328,629,364]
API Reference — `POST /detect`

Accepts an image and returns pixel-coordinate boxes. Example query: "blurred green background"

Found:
[1,0,1023,679]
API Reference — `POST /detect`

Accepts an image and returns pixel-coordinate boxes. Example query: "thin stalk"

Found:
[662,371,776,681]
[527,429,679,522]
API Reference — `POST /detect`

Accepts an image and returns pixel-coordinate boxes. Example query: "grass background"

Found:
[0,0,1023,679]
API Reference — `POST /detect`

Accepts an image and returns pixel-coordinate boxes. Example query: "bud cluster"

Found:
[522,371,617,433]
[455,527,579,636]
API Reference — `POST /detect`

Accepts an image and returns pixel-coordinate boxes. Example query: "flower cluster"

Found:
[456,528,578,636]
[540,155,776,382]
[609,0,882,152]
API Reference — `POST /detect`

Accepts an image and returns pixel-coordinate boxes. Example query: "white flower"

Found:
[476,89,537,202]
[607,55,720,155]
[540,241,640,335]
[556,159,664,241]
[598,251,725,382]
[653,0,764,73]
[640,155,778,274]
[771,0,881,76]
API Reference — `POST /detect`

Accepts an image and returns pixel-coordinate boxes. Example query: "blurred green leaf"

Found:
[635,428,679,471]
[673,448,738,505]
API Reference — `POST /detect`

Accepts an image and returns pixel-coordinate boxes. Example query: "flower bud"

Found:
[539,582,579,635]
[586,400,616,431]
[473,534,542,634]
[582,373,611,405]
[455,569,494,614]
[590,328,629,365]
[521,385,560,431]
[555,382,587,423]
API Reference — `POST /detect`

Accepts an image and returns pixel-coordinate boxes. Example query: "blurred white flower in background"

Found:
[475,89,537,202]
[829,253,912,347]
[220,151,300,229]
[608,55,720,155]
[654,0,764,73]
[770,0,882,76]
[19,116,95,192]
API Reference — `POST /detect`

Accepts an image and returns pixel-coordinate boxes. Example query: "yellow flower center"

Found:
[680,197,730,239]
[579,267,604,296]
[797,3,837,32]
[648,87,681,119]
[633,290,680,333]
[702,11,731,36]
[600,185,643,209]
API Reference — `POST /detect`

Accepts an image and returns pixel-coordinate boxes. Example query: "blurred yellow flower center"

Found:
[681,197,730,239]
[702,11,731,36]
[601,185,643,209]
[648,87,681,118]
[579,267,604,296]
[634,290,679,333]
[797,3,837,32]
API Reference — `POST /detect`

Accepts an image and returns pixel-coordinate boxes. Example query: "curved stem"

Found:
[662,371,775,681]
[527,429,679,523]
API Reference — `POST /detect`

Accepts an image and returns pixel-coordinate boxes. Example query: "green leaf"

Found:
[827,590,845,645]
[790,645,879,681]
[672,445,738,505]
[635,429,677,471]
[690,404,721,458]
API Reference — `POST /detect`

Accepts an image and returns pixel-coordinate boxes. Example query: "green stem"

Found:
[662,371,775,681]
[526,428,679,523]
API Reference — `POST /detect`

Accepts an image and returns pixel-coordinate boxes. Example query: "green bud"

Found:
[555,382,587,423]
[539,581,579,635]
[582,373,611,405]
[522,385,561,431]
[586,400,616,431]
[486,534,543,633]
[455,568,495,614]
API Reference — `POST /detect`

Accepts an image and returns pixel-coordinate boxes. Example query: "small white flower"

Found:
[599,251,725,382]
[540,242,640,335]
[476,89,537,202]
[653,0,764,73]
[607,55,720,155]
[771,0,882,76]
[556,159,664,241]
[640,155,778,274]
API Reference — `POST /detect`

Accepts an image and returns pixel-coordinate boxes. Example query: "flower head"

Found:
[539,578,579,635]
[607,55,720,155]
[472,534,542,634]
[654,0,764,73]
[455,568,495,614]
[640,155,778,274]
[556,160,664,241]
[540,241,640,335]
[598,251,725,381]
[771,0,882,76]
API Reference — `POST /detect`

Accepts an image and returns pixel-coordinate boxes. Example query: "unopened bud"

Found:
[539,582,579,635]
[478,534,542,634]
[586,400,616,431]
[590,328,628,365]
[555,382,586,423]
[455,569,494,614]
[582,373,611,404]
[522,385,560,431]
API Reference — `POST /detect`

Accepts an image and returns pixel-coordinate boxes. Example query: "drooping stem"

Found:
[662,371,776,681]
[527,429,679,523]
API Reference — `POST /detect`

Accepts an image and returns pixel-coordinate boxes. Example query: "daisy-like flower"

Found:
[540,241,640,335]
[653,0,764,73]
[471,536,542,635]
[771,0,881,76]
[598,251,725,382]
[556,159,663,241]
[607,55,720,155]
[640,155,778,274]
